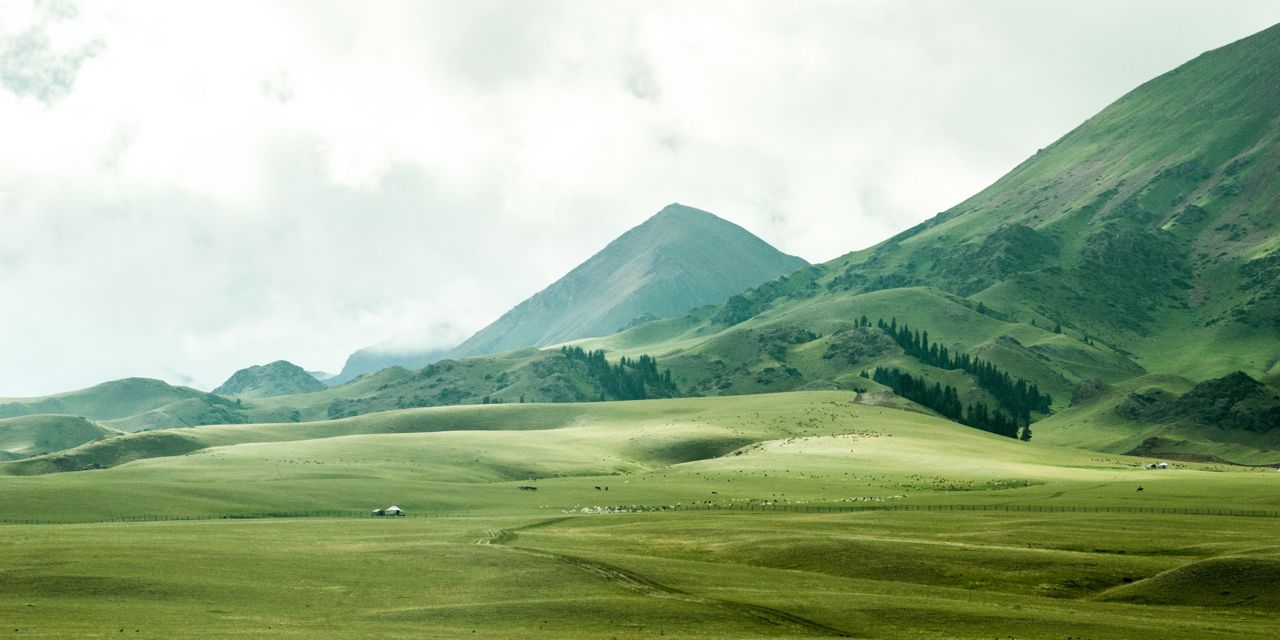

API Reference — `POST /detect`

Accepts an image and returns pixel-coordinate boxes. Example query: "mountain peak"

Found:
[447,203,807,358]
[213,360,327,399]
[653,202,711,218]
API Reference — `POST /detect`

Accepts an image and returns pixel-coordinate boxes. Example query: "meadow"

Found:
[2,391,1278,637]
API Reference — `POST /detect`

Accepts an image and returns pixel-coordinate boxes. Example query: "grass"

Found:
[1,511,1277,638]
[0,392,1278,637]
[0,415,115,461]
[1034,374,1280,465]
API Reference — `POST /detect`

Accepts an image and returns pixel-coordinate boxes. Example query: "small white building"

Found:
[1157,462,1169,469]
[385,505,405,516]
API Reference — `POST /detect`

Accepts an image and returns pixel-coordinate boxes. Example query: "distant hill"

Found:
[0,415,116,461]
[0,378,249,432]
[327,345,450,386]
[447,203,808,358]
[213,360,327,398]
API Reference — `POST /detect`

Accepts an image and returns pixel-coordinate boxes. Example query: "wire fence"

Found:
[0,502,1276,526]
[611,503,1280,518]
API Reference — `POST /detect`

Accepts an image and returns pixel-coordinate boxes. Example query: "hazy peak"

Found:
[448,203,807,358]
[213,360,327,399]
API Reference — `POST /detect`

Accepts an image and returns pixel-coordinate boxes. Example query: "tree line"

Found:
[560,346,678,401]
[864,366,1027,440]
[857,316,1051,422]
[843,314,1048,440]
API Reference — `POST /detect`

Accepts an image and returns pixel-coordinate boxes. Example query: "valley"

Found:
[3,11,1280,640]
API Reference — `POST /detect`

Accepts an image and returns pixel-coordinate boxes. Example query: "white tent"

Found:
[385,505,404,516]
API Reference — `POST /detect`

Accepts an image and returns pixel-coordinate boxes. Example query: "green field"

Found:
[2,392,1277,638]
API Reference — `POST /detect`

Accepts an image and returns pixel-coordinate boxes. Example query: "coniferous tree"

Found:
[876,317,1052,421]
[560,347,678,401]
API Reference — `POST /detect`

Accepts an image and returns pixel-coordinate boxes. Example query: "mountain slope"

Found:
[213,360,327,398]
[820,22,1280,380]
[563,24,1280,462]
[447,203,807,358]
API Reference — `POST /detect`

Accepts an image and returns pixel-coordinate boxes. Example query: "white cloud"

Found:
[1,0,1279,395]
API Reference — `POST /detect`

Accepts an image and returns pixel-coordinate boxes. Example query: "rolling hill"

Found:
[2,392,1277,639]
[0,378,250,433]
[0,414,116,461]
[446,203,808,358]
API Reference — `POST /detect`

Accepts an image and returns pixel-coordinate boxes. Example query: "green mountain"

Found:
[0,415,116,461]
[0,378,249,433]
[213,360,327,398]
[821,23,1280,381]
[10,26,1280,465]
[446,203,808,358]
[564,25,1280,461]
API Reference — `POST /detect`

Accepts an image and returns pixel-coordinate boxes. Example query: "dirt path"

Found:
[474,519,855,637]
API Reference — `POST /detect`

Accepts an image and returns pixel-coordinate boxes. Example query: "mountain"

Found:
[447,203,808,358]
[561,24,1280,462]
[11,26,1278,465]
[213,360,328,398]
[327,344,450,386]
[820,22,1280,381]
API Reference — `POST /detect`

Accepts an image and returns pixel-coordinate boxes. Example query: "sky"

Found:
[2,0,1279,396]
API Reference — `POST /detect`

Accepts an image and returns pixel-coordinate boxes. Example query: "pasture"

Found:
[1,392,1277,637]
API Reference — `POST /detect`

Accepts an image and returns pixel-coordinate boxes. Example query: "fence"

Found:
[571,502,1280,518]
[0,502,1276,526]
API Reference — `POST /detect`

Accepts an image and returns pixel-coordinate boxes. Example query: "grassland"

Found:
[1,391,1277,638]
[0,415,115,461]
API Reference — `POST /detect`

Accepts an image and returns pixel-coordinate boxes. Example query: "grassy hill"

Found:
[0,378,250,432]
[3,391,1274,513]
[212,360,327,398]
[238,347,677,423]
[1031,371,1280,465]
[0,415,116,461]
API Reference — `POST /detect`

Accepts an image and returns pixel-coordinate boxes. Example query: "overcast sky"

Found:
[2,1,1279,396]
